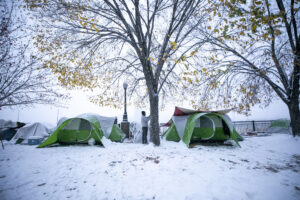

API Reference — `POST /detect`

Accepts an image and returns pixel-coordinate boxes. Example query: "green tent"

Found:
[38,114,125,148]
[162,107,243,147]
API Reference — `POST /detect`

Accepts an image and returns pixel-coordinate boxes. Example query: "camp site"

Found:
[1,107,299,200]
[1,0,299,199]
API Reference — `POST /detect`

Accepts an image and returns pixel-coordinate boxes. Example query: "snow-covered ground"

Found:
[0,134,299,200]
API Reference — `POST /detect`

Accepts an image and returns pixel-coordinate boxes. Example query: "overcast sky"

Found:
[0,89,290,126]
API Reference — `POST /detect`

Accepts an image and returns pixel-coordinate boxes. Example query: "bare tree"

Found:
[0,1,67,109]
[184,0,299,136]
[26,0,208,145]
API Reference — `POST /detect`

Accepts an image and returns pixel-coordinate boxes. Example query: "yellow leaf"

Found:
[169,41,177,46]
[213,29,219,33]
[251,24,257,32]
[274,29,281,36]
[80,16,87,21]
[202,68,207,72]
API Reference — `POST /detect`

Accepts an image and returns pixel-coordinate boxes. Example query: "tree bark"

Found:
[288,100,300,137]
[149,92,160,146]
[288,46,300,137]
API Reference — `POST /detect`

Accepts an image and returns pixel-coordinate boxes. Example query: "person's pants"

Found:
[142,127,148,144]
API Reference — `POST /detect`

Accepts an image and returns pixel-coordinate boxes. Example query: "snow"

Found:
[0,134,299,200]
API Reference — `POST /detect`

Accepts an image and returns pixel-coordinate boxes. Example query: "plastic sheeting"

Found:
[12,123,52,141]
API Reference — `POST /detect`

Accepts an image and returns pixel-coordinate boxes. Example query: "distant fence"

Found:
[233,120,273,133]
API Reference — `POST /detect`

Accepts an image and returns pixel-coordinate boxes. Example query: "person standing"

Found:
[141,111,150,144]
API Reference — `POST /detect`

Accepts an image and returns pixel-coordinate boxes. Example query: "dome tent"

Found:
[57,117,68,127]
[12,122,52,144]
[162,107,243,147]
[0,119,26,141]
[48,117,68,133]
[0,128,17,141]
[38,113,125,148]
[0,119,18,128]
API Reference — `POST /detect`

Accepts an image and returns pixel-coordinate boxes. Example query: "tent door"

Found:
[76,119,93,143]
[191,116,215,141]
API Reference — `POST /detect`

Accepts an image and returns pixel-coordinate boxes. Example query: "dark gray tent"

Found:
[0,128,17,141]
[0,120,26,141]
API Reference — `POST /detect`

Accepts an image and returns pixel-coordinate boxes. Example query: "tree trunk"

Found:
[289,46,300,137]
[149,93,160,146]
[288,99,300,137]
